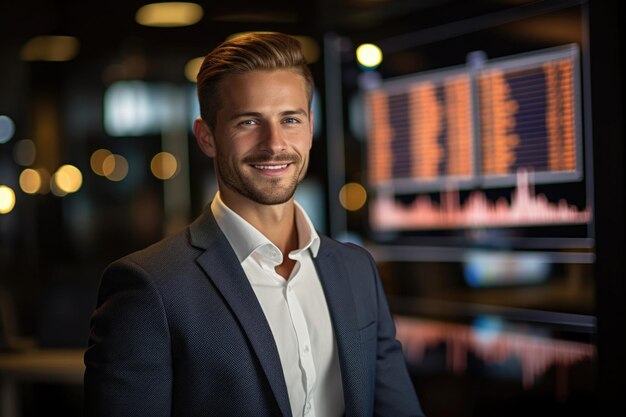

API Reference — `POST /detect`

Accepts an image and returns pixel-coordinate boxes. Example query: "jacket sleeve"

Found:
[83,258,173,417]
[365,251,426,417]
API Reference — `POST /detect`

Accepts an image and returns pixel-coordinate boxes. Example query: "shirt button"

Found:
[303,345,310,353]
[305,403,311,413]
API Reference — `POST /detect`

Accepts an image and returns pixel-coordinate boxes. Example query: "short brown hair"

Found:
[196,32,314,131]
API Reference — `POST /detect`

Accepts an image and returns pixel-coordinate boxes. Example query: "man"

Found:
[84,32,425,417]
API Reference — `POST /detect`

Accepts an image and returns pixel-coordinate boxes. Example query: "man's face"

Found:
[203,70,313,206]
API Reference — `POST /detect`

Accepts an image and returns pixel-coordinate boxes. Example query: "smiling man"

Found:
[84,32,425,417]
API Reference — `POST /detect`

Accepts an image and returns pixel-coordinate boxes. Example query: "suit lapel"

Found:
[189,210,292,417]
[314,238,366,417]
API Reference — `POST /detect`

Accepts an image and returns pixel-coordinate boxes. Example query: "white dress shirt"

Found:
[211,192,344,417]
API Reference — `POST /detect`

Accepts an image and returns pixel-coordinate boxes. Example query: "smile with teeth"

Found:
[253,164,289,170]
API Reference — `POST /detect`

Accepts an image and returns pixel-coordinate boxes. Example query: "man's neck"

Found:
[219,190,299,257]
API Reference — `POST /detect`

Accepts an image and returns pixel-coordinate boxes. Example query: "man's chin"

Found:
[245,186,297,206]
[250,192,296,206]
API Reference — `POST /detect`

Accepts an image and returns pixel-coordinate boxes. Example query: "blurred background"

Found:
[0,0,623,416]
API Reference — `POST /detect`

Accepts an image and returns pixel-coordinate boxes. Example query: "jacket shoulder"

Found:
[107,226,201,281]
[318,235,376,261]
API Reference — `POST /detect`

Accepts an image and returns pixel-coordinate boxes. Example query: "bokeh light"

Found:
[0,115,15,144]
[91,149,112,176]
[13,139,36,166]
[151,152,179,180]
[50,175,68,197]
[339,182,368,211]
[103,154,129,182]
[36,168,51,194]
[20,36,80,62]
[0,185,16,214]
[54,164,83,193]
[185,57,204,83]
[136,2,203,27]
[19,168,43,194]
[356,43,383,68]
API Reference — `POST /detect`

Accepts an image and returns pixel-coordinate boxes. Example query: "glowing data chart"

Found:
[395,316,594,394]
[364,44,582,191]
[366,70,474,191]
[370,169,592,230]
[363,45,588,231]
[479,48,580,184]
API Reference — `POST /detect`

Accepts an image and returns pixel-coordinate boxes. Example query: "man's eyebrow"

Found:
[281,109,308,117]
[229,109,309,121]
[229,111,263,121]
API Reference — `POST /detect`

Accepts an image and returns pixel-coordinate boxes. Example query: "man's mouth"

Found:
[252,164,289,170]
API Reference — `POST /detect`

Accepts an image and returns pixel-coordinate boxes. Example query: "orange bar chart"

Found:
[363,45,588,232]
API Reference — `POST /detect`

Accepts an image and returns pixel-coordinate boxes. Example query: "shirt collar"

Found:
[210,192,320,264]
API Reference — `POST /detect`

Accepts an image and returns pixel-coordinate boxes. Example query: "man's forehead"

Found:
[217,72,308,105]
[222,69,304,87]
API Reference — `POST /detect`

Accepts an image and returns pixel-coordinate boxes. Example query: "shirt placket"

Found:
[284,281,317,416]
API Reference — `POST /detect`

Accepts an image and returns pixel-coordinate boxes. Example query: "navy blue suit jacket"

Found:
[83,209,424,417]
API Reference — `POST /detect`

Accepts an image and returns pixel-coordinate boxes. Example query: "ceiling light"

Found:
[136,2,203,27]
[20,36,80,62]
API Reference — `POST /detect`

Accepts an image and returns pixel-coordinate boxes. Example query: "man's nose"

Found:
[259,122,287,153]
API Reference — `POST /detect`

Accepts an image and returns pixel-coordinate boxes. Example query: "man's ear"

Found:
[193,118,216,158]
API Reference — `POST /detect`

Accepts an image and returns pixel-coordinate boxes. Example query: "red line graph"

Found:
[395,316,595,397]
[371,170,591,230]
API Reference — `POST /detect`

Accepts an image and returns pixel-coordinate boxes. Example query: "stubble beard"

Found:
[217,153,308,205]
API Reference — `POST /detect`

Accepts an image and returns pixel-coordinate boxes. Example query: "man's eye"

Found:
[240,120,257,126]
[283,118,299,124]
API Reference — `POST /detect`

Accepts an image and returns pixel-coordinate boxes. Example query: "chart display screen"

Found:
[363,45,592,244]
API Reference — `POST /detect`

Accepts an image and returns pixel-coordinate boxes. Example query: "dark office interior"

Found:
[0,0,623,416]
